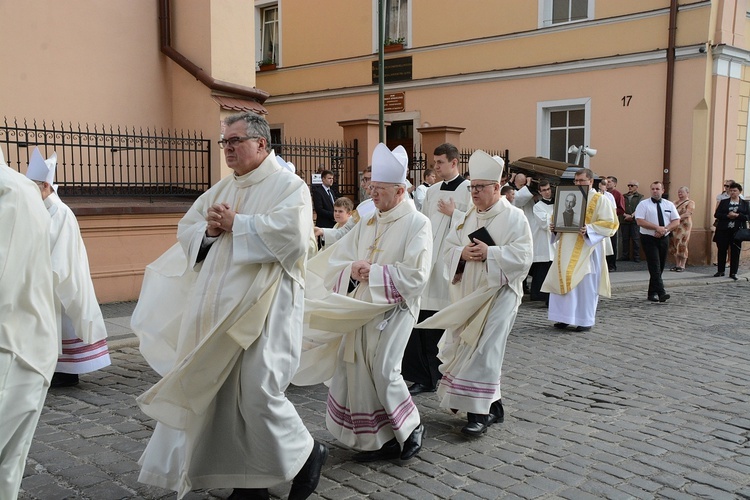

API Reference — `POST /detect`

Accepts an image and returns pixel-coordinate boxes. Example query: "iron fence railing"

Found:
[1,117,210,197]
[408,148,510,186]
[272,138,359,199]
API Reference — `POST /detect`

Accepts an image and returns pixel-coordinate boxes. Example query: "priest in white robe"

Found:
[294,143,432,463]
[133,113,326,500]
[417,150,532,437]
[541,168,619,332]
[26,147,111,388]
[0,152,57,499]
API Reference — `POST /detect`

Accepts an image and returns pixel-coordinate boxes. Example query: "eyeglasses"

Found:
[724,185,731,188]
[218,136,259,149]
[466,183,497,192]
[368,183,399,194]
[627,184,636,187]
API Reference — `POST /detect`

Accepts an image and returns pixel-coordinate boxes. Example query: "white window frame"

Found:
[537,97,592,166]
[372,0,411,51]
[255,1,281,67]
[538,0,594,28]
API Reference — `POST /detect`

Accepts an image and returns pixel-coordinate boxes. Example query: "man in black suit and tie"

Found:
[312,169,338,229]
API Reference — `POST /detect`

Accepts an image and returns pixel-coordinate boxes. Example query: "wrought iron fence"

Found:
[1,117,210,197]
[408,148,510,186]
[272,138,359,198]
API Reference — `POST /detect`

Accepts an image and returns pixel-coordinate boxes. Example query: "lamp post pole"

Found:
[378,0,385,143]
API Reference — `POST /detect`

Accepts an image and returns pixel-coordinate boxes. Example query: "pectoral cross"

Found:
[366,243,383,262]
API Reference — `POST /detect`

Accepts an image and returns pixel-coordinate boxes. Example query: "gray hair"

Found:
[678,186,689,194]
[224,112,271,144]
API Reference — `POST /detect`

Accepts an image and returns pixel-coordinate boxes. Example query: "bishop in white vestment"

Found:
[418,151,532,437]
[133,113,326,500]
[26,147,110,388]
[541,169,619,331]
[294,144,432,462]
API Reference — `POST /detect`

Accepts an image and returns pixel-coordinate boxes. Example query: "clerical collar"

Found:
[651,197,661,203]
[441,174,464,191]
[540,198,554,205]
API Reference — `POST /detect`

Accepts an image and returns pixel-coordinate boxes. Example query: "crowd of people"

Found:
[2,112,748,500]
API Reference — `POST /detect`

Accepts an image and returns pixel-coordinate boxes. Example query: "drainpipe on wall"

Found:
[662,0,678,197]
[157,0,269,105]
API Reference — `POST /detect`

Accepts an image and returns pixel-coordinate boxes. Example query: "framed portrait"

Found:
[552,185,587,232]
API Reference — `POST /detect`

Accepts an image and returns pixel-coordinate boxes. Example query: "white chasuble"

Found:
[295,199,432,452]
[133,153,314,498]
[45,193,110,373]
[417,198,532,414]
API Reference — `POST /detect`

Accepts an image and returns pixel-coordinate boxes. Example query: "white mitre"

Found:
[469,150,503,182]
[371,143,407,185]
[26,147,58,188]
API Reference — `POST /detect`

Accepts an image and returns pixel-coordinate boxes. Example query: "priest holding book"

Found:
[417,150,532,437]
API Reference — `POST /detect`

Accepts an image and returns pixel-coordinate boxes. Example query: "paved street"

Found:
[18,267,750,500]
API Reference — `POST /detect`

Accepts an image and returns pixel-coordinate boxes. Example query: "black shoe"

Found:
[461,413,498,437]
[50,372,79,388]
[408,383,435,395]
[730,274,738,281]
[648,295,659,302]
[608,267,616,272]
[228,488,269,500]
[553,322,569,330]
[490,400,504,423]
[574,326,591,332]
[400,424,425,460]
[289,441,328,500]
[714,272,725,277]
[659,294,670,303]
[352,438,400,462]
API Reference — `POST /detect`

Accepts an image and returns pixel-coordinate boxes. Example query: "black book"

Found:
[467,226,495,246]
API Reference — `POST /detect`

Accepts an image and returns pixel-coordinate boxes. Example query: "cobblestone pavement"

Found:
[19,277,750,499]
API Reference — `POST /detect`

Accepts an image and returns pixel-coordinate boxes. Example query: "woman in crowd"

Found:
[713,182,750,280]
[669,186,695,272]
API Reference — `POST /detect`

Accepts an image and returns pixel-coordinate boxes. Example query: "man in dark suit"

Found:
[311,169,338,229]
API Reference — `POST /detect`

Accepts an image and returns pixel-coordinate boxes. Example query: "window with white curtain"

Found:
[539,0,592,27]
[385,0,408,44]
[260,4,278,65]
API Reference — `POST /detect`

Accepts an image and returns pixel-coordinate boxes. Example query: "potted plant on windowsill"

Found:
[258,58,277,71]
[384,37,405,53]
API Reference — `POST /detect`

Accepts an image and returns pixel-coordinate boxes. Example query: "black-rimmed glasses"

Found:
[466,183,497,192]
[218,136,258,149]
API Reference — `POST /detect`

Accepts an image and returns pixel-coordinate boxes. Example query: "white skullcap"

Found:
[371,143,407,184]
[26,147,57,187]
[469,150,503,182]
[276,155,296,173]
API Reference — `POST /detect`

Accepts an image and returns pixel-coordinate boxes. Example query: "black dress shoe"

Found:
[50,372,79,388]
[289,440,328,500]
[408,383,435,395]
[490,400,504,423]
[553,322,569,330]
[228,488,269,500]
[714,272,725,277]
[659,294,670,303]
[461,413,497,437]
[352,438,400,462]
[574,326,591,332]
[647,295,659,302]
[730,274,738,281]
[400,424,425,460]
